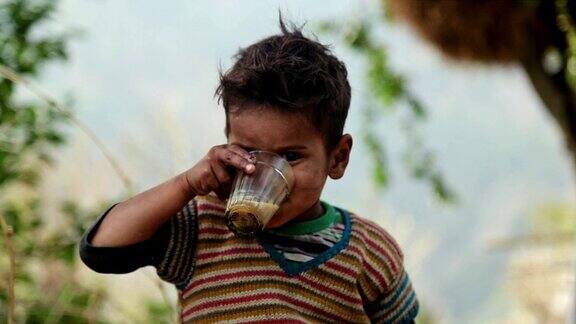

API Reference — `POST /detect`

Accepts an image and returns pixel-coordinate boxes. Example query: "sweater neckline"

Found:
[256,207,352,277]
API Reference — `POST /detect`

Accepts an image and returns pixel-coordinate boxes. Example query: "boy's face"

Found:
[227,106,352,228]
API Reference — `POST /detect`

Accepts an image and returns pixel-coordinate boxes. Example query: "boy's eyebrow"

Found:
[231,142,257,151]
[231,142,306,152]
[276,145,306,151]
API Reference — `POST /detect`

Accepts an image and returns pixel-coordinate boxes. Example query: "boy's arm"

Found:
[90,172,194,247]
[79,203,171,274]
[79,144,254,285]
[89,145,254,248]
[79,199,198,288]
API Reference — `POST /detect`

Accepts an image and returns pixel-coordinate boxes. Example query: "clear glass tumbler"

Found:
[225,150,294,237]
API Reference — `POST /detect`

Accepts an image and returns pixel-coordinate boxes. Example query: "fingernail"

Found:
[245,164,255,172]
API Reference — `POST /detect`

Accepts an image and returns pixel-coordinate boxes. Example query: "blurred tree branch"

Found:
[322,0,576,203]
[0,64,134,193]
[0,213,14,324]
[319,20,456,203]
[386,0,576,181]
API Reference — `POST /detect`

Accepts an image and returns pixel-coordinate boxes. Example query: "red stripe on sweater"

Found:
[374,226,402,257]
[324,259,357,278]
[196,247,264,260]
[199,226,230,235]
[354,217,403,267]
[242,319,307,324]
[297,275,363,305]
[353,222,399,273]
[363,257,389,289]
[347,244,363,256]
[364,239,399,273]
[183,268,362,305]
[197,203,226,213]
[183,291,343,322]
[184,269,286,294]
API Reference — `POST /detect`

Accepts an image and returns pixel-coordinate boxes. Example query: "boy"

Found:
[80,20,419,323]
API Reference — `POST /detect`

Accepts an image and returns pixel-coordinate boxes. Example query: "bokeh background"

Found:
[2,0,576,323]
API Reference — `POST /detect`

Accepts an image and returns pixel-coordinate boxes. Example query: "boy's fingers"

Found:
[227,145,258,170]
[226,145,252,159]
[210,164,230,200]
[210,162,231,186]
[217,147,254,173]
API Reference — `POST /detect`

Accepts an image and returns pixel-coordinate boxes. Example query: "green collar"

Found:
[269,201,340,235]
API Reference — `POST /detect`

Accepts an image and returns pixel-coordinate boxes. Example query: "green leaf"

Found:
[58,242,76,265]
[431,173,456,203]
[318,14,456,204]
[42,129,65,145]
[373,162,389,187]
[4,205,22,234]
[407,97,426,120]
[145,300,172,323]
[0,80,14,99]
[363,127,390,189]
[17,168,40,186]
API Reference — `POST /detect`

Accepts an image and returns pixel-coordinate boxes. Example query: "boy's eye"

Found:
[282,152,301,162]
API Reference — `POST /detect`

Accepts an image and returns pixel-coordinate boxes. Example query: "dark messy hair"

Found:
[215,17,351,152]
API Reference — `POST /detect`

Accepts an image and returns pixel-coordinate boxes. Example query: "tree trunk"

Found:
[520,0,576,180]
[520,9,576,322]
[521,47,576,181]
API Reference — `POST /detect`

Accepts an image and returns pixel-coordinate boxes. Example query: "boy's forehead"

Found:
[228,109,321,151]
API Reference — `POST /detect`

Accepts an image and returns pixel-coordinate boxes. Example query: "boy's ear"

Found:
[328,134,353,180]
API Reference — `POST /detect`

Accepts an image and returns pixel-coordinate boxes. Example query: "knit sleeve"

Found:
[356,220,419,323]
[155,199,198,289]
[364,268,419,324]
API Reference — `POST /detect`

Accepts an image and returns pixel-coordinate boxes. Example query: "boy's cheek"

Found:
[293,178,326,194]
[292,169,328,190]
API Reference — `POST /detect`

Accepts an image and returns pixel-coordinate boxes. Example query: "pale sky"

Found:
[35,1,576,322]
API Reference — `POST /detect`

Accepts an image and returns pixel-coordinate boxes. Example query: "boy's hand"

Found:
[183,144,256,200]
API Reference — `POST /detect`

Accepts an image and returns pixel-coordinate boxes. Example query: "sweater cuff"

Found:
[79,204,170,274]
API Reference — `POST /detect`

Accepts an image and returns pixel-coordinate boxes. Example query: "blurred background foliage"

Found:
[322,0,576,204]
[0,0,171,322]
[495,202,576,323]
[319,20,456,203]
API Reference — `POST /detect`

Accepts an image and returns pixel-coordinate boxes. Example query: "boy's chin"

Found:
[264,212,292,229]
[263,216,285,230]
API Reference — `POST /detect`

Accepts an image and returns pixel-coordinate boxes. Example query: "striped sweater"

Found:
[156,195,418,323]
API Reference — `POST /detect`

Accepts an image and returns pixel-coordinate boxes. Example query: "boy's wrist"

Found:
[175,171,197,199]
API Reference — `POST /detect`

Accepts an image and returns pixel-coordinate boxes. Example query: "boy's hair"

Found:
[215,18,351,152]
